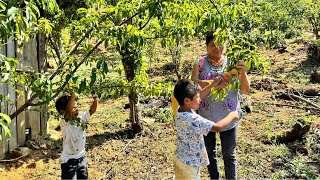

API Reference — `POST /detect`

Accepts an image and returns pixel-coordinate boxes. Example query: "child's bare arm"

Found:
[200,77,222,99]
[211,111,239,132]
[191,64,214,88]
[65,92,75,121]
[89,94,98,115]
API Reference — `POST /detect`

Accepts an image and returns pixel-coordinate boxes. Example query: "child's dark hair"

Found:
[55,95,70,114]
[174,79,201,105]
[205,30,215,45]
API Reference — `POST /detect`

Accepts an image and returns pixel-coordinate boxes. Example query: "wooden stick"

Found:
[288,93,320,110]
[265,102,320,111]
[0,154,28,162]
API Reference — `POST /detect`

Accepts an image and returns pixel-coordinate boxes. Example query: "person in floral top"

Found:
[173,79,239,179]
[191,30,250,179]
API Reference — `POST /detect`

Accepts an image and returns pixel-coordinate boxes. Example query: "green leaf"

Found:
[96,58,103,69]
[2,125,11,138]
[232,7,237,19]
[102,60,109,74]
[78,78,87,94]
[232,45,242,50]
[0,113,12,140]
[1,73,9,82]
[4,61,10,70]
[0,113,11,126]
[90,68,97,87]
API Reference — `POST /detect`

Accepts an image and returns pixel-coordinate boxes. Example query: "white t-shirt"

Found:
[60,111,90,164]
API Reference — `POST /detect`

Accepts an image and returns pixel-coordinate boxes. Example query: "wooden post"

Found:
[27,91,41,138]
[16,38,40,139]
[7,37,18,150]
[16,46,26,146]
[24,38,40,138]
[37,33,48,135]
[0,45,8,159]
[16,84,26,145]
[0,78,8,159]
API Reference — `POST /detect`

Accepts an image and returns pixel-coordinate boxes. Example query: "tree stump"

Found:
[311,66,320,83]
[274,118,311,143]
[241,95,252,113]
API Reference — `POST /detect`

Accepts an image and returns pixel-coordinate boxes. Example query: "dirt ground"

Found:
[0,40,319,179]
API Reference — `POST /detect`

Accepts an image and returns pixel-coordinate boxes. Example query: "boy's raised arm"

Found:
[65,92,75,121]
[89,94,98,115]
[211,111,239,132]
[192,64,210,88]
[199,77,222,99]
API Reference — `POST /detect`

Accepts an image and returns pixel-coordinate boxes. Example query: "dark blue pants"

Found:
[204,127,237,180]
[61,156,88,180]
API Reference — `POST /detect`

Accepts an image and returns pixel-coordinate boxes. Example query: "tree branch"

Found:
[119,11,141,26]
[48,37,61,60]
[9,5,149,120]
[50,8,145,82]
[139,13,154,30]
[48,14,110,81]
[265,102,320,111]
[288,93,320,110]
[10,95,36,119]
[209,0,221,15]
[10,39,106,119]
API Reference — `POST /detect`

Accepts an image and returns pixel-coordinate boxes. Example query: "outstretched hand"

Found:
[236,60,246,73]
[89,90,98,115]
[216,77,229,89]
[211,76,222,87]
[91,90,99,101]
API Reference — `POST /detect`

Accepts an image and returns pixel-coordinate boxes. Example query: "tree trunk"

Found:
[37,33,49,135]
[169,44,182,79]
[128,86,142,133]
[120,48,142,134]
[313,27,319,40]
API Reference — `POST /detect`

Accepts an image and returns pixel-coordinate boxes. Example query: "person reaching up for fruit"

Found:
[191,30,250,179]
[172,79,239,179]
[55,90,98,180]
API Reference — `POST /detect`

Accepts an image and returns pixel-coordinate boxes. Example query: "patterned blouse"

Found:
[175,109,214,167]
[196,55,242,131]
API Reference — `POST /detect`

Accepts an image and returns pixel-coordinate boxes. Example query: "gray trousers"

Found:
[204,127,237,180]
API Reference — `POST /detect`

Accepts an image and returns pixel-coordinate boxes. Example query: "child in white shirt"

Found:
[55,92,98,180]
